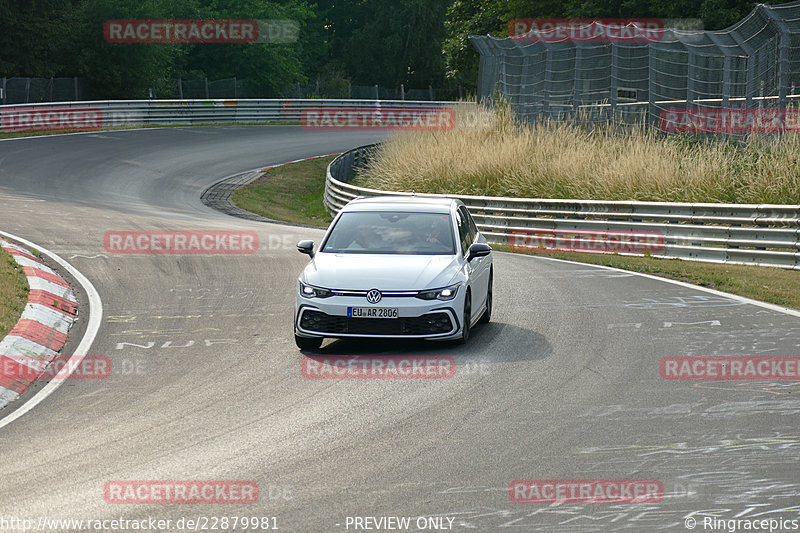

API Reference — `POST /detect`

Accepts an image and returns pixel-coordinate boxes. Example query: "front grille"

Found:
[300,310,453,336]
[330,290,419,297]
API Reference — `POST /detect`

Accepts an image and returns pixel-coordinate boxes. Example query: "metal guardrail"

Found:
[4,99,796,269]
[0,99,457,129]
[324,144,800,270]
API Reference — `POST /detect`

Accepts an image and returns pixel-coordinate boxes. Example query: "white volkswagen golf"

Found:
[294,196,493,350]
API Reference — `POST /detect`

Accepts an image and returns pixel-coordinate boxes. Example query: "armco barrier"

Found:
[0,99,456,131]
[324,144,800,270]
[4,99,796,270]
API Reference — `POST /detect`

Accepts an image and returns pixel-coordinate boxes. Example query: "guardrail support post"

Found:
[686,50,697,108]
[762,6,792,114]
[647,45,656,127]
[610,43,619,121]
[543,45,553,119]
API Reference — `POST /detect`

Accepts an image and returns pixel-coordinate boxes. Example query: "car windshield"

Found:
[321,211,455,255]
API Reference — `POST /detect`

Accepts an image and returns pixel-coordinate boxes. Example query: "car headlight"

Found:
[299,281,333,298]
[416,282,461,301]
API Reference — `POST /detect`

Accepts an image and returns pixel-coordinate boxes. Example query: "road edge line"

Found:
[518,252,800,319]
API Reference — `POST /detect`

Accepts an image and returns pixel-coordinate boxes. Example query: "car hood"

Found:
[302,253,462,291]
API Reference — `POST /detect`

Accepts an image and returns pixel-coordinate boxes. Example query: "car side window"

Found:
[463,207,478,243]
[456,207,472,256]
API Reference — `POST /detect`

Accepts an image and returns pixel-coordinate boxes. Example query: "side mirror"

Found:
[466,242,492,262]
[297,240,315,257]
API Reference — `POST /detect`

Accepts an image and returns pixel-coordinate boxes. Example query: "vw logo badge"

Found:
[366,289,382,304]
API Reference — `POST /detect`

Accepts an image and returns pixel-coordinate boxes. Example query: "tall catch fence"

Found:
[1,78,83,104]
[469,1,800,131]
[1,77,442,103]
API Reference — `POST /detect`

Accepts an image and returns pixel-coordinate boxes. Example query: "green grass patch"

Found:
[493,243,800,310]
[0,125,157,140]
[232,155,336,227]
[0,247,29,339]
[0,128,98,140]
[0,122,299,140]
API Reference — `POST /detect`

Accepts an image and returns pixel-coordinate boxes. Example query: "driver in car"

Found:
[349,225,381,249]
[424,217,451,252]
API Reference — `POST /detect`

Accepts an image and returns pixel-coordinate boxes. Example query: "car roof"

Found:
[342,196,459,214]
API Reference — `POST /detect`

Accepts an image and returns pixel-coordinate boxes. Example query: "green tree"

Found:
[444,0,510,90]
[0,0,79,76]
[698,0,758,30]
[180,0,313,96]
[310,0,449,92]
[557,0,756,28]
[62,0,196,98]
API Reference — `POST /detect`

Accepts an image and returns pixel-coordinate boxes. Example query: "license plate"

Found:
[348,307,399,319]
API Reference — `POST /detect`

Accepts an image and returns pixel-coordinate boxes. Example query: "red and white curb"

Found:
[0,239,78,408]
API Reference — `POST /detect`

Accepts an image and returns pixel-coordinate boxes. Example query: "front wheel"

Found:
[295,334,323,350]
[479,271,493,324]
[458,291,471,345]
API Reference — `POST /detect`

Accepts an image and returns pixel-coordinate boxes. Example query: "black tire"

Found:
[479,271,493,324]
[295,334,323,350]
[458,291,471,345]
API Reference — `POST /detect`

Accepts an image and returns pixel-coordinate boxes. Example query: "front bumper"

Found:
[295,294,462,340]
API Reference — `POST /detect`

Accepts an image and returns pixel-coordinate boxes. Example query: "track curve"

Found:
[0,126,798,532]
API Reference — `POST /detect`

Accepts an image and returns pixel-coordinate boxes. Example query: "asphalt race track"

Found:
[1,127,799,532]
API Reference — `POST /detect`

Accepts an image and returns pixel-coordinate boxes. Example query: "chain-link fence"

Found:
[1,78,83,104]
[148,78,439,100]
[1,76,441,102]
[470,1,800,132]
[284,82,438,100]
[148,78,249,99]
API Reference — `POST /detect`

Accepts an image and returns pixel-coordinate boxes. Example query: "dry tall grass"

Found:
[356,102,800,204]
